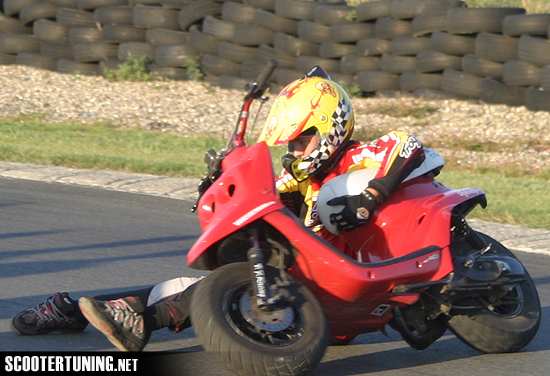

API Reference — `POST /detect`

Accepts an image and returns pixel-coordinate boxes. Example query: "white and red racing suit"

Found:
[276,130,425,259]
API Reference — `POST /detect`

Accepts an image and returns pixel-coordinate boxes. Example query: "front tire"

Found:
[448,234,541,353]
[190,263,329,376]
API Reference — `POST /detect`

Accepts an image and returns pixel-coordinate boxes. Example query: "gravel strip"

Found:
[1,65,550,173]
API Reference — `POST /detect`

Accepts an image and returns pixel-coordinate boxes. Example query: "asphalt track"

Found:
[1,163,549,376]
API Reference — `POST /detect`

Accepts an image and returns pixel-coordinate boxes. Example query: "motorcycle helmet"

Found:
[258,67,355,182]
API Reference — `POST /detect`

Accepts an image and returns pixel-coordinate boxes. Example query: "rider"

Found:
[258,67,425,258]
[11,67,425,352]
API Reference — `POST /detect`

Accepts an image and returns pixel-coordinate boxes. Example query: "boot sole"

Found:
[78,297,139,352]
[10,315,87,336]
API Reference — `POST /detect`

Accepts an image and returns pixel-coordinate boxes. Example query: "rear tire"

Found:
[448,234,541,353]
[190,263,329,376]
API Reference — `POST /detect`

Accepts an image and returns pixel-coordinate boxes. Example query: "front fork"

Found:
[246,228,290,309]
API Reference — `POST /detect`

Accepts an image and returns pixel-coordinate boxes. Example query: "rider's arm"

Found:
[327,132,424,232]
[365,187,382,204]
[366,131,425,200]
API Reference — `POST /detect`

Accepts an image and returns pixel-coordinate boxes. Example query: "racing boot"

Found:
[78,296,149,352]
[11,292,88,335]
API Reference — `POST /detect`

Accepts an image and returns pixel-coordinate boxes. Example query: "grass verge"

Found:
[0,116,225,177]
[438,170,550,230]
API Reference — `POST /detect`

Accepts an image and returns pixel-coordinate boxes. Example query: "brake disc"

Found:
[239,292,295,331]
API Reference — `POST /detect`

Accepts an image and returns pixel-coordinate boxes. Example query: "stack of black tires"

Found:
[0,0,549,111]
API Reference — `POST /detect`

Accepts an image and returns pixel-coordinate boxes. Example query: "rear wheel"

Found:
[448,234,541,353]
[190,262,329,376]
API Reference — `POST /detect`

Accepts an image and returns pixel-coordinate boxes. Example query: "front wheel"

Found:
[448,234,541,353]
[190,262,329,376]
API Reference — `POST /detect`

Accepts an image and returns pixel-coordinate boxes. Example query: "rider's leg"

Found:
[11,276,201,336]
[78,280,200,351]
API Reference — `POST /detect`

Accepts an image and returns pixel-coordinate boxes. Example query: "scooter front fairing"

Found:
[187,141,285,270]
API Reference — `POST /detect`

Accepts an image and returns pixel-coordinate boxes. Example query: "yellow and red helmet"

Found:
[258,69,354,181]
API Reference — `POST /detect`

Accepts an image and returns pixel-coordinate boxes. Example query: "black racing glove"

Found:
[327,190,378,232]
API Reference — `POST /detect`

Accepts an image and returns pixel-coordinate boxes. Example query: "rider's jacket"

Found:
[276,130,425,258]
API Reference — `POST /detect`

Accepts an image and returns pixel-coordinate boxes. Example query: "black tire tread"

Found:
[145,29,189,47]
[502,59,542,87]
[525,87,550,112]
[390,36,431,56]
[254,9,299,34]
[356,38,391,56]
[273,32,319,57]
[518,34,550,68]
[390,0,465,20]
[340,55,381,75]
[132,5,180,30]
[68,27,103,44]
[411,11,448,37]
[33,19,70,44]
[16,52,57,70]
[19,2,59,26]
[233,24,275,47]
[57,58,100,75]
[76,0,127,10]
[400,71,442,92]
[416,50,462,73]
[177,1,223,31]
[218,41,258,64]
[319,42,356,59]
[462,55,504,78]
[474,32,519,64]
[154,44,199,67]
[3,0,41,17]
[447,234,541,353]
[221,1,256,25]
[313,5,354,26]
[56,8,96,28]
[375,18,412,40]
[297,20,330,44]
[441,68,483,98]
[190,263,329,376]
[480,78,526,106]
[430,31,475,56]
[274,0,319,22]
[380,53,416,74]
[93,6,134,25]
[446,7,526,34]
[188,24,220,55]
[355,0,392,22]
[0,12,33,34]
[356,70,400,92]
[502,14,550,37]
[329,23,376,43]
[541,65,550,90]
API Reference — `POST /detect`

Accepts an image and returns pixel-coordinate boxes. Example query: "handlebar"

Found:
[191,59,279,212]
[245,58,279,101]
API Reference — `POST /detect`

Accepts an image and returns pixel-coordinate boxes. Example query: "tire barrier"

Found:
[0,0,549,112]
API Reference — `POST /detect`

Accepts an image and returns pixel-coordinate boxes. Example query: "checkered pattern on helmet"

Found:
[329,99,351,147]
[302,147,328,175]
[301,99,351,175]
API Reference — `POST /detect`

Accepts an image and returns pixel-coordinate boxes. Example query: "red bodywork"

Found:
[187,141,486,337]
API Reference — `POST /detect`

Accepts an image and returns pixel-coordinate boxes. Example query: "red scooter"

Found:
[187,61,541,376]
